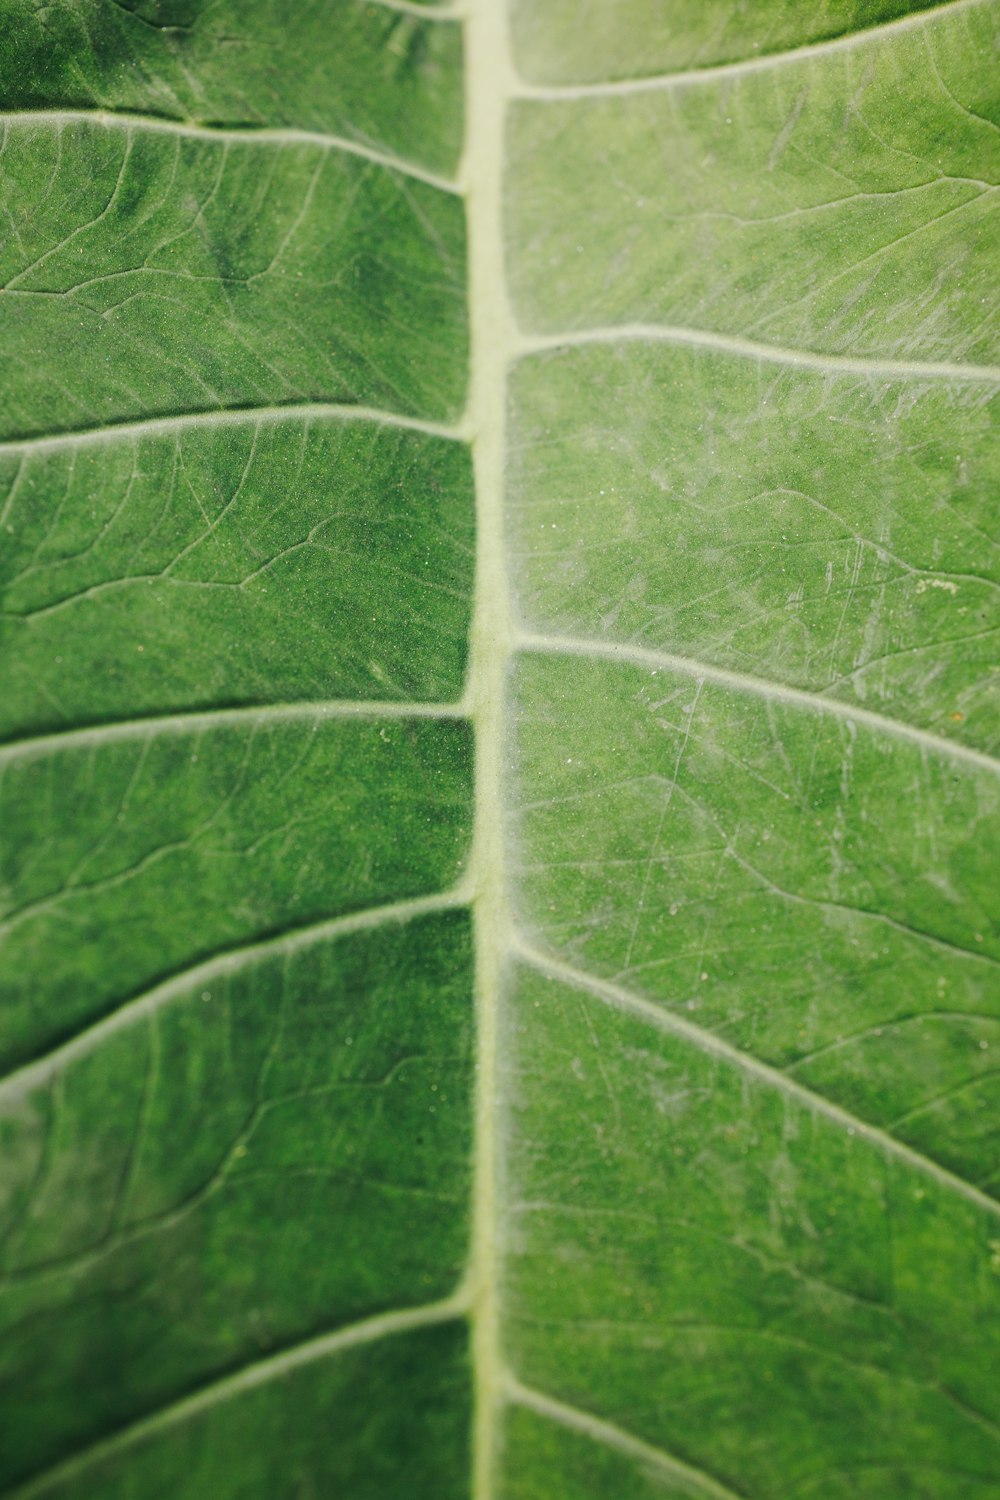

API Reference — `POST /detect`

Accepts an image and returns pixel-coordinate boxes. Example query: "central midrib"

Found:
[463,0,517,1496]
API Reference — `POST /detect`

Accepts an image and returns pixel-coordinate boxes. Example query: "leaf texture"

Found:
[0,2,998,1498]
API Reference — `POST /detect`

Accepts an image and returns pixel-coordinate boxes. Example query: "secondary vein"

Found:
[0,887,471,1104]
[0,698,467,767]
[0,110,459,195]
[515,629,1000,776]
[505,1377,749,1500]
[0,402,468,455]
[2,1294,469,1500]
[511,0,988,100]
[513,938,1000,1221]
[514,324,1000,385]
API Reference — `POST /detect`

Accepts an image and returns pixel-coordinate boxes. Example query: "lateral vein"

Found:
[0,110,459,194]
[505,1378,749,1500]
[513,325,1000,385]
[0,402,468,456]
[2,1294,469,1500]
[515,629,1000,775]
[511,0,988,99]
[0,698,468,767]
[370,0,461,16]
[513,939,1000,1221]
[0,888,471,1103]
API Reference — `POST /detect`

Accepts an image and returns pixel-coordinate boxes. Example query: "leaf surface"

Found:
[0,2,998,1498]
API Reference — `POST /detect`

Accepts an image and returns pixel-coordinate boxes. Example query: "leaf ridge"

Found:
[371,0,461,15]
[511,937,1000,1220]
[462,2,521,1496]
[0,700,468,768]
[515,630,1000,773]
[0,888,470,1104]
[0,403,468,456]
[515,325,1000,384]
[504,1377,749,1500]
[512,0,989,98]
[0,1294,469,1500]
[510,1337,1000,1449]
[0,111,460,196]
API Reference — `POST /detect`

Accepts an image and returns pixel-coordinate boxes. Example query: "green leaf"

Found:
[1,2,998,1498]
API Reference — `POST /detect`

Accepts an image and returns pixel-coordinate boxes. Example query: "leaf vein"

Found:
[0,110,459,195]
[0,401,468,455]
[515,629,1000,774]
[0,888,470,1103]
[512,937,1000,1220]
[512,0,989,99]
[1,1295,469,1500]
[504,1377,749,1500]
[514,324,1000,384]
